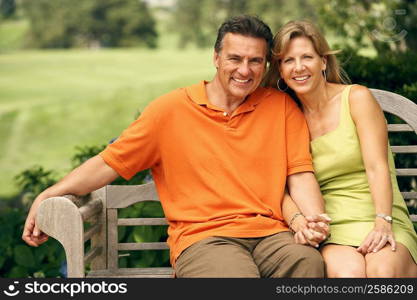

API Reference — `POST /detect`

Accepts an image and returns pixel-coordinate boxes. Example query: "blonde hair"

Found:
[263,20,350,88]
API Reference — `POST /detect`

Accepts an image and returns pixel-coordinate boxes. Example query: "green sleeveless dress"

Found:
[311,85,417,263]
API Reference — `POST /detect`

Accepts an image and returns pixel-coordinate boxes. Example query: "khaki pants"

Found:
[175,232,324,278]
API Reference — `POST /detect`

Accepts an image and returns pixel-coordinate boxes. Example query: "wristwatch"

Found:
[376,213,393,223]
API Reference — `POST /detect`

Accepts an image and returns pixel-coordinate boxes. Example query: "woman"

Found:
[265,20,417,277]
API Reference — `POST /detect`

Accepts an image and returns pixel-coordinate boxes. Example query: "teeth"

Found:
[234,78,249,83]
[294,76,309,81]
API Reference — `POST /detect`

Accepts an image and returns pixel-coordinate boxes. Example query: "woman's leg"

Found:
[321,244,366,277]
[365,243,417,277]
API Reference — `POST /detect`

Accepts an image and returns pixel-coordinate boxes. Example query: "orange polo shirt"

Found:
[99,80,313,266]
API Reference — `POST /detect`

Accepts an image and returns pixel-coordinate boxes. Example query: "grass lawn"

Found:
[0,19,28,52]
[0,48,214,197]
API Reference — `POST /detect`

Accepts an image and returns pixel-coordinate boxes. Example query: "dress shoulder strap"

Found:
[339,85,356,128]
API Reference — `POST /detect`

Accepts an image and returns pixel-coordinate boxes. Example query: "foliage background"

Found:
[0,0,416,277]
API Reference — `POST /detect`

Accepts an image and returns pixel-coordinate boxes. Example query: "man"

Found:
[23,15,327,277]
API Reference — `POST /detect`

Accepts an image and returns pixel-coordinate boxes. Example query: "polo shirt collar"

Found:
[186,80,270,108]
[185,80,209,105]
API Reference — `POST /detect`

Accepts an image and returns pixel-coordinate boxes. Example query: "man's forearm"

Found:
[32,155,119,206]
[286,172,325,216]
[282,189,312,234]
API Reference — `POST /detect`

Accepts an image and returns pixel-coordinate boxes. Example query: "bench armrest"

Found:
[36,187,106,277]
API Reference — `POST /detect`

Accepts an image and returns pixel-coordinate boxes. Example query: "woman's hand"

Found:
[356,218,396,255]
[305,214,331,239]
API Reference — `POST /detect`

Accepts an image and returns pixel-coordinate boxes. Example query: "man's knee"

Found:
[176,256,260,278]
[174,237,260,278]
[283,245,324,277]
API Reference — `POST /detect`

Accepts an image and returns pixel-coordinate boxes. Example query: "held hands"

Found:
[290,213,331,248]
[356,218,396,255]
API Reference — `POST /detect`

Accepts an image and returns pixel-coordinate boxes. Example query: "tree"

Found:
[83,0,158,48]
[0,0,16,19]
[173,0,209,48]
[172,0,318,49]
[394,0,417,52]
[172,0,417,54]
[21,0,158,48]
[313,0,417,54]
[21,0,78,48]
[248,0,318,34]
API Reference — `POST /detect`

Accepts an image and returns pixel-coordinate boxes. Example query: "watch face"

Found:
[377,214,393,223]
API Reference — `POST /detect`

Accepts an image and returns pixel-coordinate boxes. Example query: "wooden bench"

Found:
[36,89,417,278]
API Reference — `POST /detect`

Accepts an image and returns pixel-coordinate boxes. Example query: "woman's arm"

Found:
[349,85,396,254]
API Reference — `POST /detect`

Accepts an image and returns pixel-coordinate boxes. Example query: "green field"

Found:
[0,48,215,197]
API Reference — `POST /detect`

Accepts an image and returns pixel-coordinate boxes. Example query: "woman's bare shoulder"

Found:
[349,84,384,123]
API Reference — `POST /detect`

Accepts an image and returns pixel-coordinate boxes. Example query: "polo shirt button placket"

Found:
[222,111,230,126]
[223,112,235,130]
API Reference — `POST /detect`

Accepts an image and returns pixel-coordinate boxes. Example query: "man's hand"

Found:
[22,199,49,247]
[305,214,331,238]
[292,214,331,247]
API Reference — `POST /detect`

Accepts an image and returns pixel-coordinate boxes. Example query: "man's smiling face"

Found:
[213,33,267,102]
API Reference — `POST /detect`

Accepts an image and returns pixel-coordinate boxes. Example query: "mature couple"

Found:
[23,15,417,278]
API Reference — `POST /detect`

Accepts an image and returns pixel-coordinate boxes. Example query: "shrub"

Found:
[3,143,167,278]
[14,166,57,209]
[339,50,417,101]
[21,0,158,48]
[0,207,65,278]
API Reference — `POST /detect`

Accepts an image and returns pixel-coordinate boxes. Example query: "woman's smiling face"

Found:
[279,36,327,96]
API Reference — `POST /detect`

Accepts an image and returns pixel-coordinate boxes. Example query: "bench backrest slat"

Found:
[391,146,417,153]
[402,192,417,199]
[107,208,119,270]
[371,89,417,133]
[396,169,417,176]
[106,183,159,208]
[388,124,414,132]
[118,218,168,226]
[118,242,169,251]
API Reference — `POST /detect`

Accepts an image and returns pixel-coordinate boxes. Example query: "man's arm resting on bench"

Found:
[22,155,119,247]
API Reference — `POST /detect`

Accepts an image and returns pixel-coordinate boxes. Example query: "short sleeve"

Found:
[285,95,314,175]
[99,102,160,180]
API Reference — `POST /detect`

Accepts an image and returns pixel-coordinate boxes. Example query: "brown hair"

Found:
[214,15,274,61]
[263,20,349,89]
